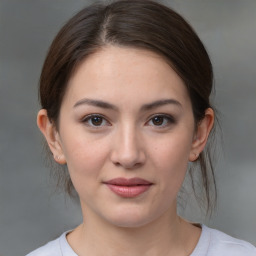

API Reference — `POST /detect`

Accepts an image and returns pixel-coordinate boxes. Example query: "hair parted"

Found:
[39,0,217,214]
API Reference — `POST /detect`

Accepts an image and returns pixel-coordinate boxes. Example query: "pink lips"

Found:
[104,178,153,198]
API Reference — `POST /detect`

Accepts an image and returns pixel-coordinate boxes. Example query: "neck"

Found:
[67,204,201,256]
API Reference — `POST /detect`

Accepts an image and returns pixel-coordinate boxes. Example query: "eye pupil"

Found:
[91,116,103,126]
[152,116,164,125]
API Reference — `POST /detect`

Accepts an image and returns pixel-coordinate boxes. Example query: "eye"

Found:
[82,114,110,127]
[147,114,175,127]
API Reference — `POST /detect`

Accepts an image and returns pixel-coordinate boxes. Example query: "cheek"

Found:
[151,132,193,190]
[60,130,111,185]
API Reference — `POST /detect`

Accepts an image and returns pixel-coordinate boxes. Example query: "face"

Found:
[48,46,200,227]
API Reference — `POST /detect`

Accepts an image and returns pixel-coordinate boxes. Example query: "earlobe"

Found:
[189,108,214,162]
[37,109,66,165]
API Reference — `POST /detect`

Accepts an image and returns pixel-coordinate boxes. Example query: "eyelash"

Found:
[147,114,176,128]
[81,114,176,128]
[82,114,110,128]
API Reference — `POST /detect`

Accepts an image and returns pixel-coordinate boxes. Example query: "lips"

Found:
[103,178,153,198]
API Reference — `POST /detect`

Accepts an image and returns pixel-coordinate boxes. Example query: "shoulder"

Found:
[26,237,61,256]
[204,225,256,256]
[26,231,74,256]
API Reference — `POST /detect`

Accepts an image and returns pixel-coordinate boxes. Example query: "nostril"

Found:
[110,132,146,169]
[111,153,145,170]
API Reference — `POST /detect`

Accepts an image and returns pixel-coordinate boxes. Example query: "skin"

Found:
[38,46,214,256]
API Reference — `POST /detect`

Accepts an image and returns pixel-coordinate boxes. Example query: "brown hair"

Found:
[39,0,217,213]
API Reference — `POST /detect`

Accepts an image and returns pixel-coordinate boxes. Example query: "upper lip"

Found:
[103,177,153,186]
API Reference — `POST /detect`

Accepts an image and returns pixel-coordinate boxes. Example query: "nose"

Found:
[110,125,146,169]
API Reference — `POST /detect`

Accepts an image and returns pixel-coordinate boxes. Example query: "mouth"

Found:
[103,177,153,198]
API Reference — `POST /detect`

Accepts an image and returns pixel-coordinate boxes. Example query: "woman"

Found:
[27,0,256,255]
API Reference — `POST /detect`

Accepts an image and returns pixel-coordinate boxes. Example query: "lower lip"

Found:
[106,184,151,198]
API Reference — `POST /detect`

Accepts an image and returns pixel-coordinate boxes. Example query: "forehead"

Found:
[64,46,191,109]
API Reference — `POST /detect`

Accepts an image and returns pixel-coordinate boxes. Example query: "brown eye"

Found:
[152,116,164,126]
[82,115,110,127]
[91,116,103,126]
[148,114,176,128]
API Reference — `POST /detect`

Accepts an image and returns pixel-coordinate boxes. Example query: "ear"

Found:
[189,108,214,162]
[37,109,66,165]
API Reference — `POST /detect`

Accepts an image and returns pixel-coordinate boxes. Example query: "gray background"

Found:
[0,0,255,255]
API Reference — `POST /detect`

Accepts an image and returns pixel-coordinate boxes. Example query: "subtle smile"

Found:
[103,177,153,198]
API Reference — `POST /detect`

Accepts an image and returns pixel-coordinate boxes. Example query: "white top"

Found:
[26,225,256,256]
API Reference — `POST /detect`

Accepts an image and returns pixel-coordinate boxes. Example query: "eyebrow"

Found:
[140,99,182,111]
[73,98,182,111]
[73,98,118,110]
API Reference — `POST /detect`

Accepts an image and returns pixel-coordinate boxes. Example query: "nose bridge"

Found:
[111,121,145,169]
[122,123,139,154]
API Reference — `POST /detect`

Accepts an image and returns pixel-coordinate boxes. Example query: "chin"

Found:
[109,217,152,229]
[102,205,157,229]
